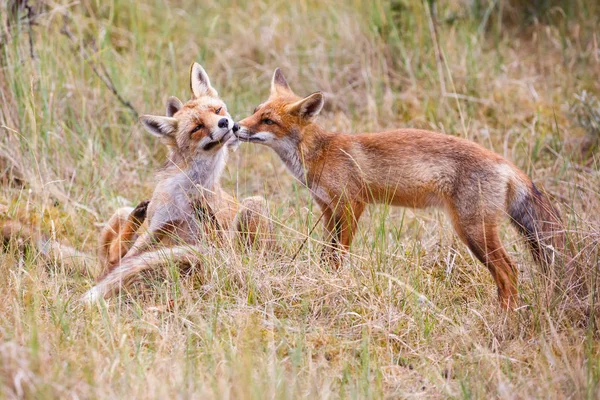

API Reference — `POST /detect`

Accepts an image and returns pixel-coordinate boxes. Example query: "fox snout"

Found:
[199,117,234,151]
[234,126,272,144]
[211,117,234,138]
[217,118,229,129]
[233,126,253,140]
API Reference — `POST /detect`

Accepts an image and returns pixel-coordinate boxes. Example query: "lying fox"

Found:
[83,63,271,302]
[235,69,567,309]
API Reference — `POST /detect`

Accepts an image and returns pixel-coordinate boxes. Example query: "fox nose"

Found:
[218,118,229,129]
[232,123,240,133]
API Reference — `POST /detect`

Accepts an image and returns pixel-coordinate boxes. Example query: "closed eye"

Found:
[191,124,204,133]
[215,107,222,114]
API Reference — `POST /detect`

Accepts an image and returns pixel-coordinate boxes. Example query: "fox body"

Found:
[84,63,271,302]
[236,69,565,309]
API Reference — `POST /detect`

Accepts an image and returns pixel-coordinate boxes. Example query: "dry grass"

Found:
[1,0,599,398]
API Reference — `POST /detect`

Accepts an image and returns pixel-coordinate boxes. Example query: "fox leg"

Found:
[337,201,364,251]
[99,200,149,269]
[317,202,339,267]
[126,230,164,259]
[98,207,133,268]
[452,219,518,310]
[233,196,273,248]
[319,200,364,269]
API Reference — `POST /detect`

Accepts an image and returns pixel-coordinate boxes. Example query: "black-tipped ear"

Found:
[270,68,291,95]
[166,96,183,117]
[286,92,324,120]
[190,62,218,98]
[139,115,178,145]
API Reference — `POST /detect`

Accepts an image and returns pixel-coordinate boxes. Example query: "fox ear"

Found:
[271,68,291,95]
[190,62,218,98]
[139,115,178,145]
[166,96,183,117]
[286,92,324,120]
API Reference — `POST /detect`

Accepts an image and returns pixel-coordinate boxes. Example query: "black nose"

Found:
[232,123,240,133]
[218,118,229,129]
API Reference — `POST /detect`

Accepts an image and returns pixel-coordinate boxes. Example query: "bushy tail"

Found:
[81,245,204,303]
[507,178,567,270]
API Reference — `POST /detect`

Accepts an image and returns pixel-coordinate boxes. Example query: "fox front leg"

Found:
[318,202,345,269]
[319,201,365,270]
[125,221,177,259]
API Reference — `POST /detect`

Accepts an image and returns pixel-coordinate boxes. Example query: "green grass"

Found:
[1,0,599,398]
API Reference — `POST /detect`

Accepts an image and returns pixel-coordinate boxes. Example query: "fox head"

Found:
[235,69,324,150]
[139,63,239,163]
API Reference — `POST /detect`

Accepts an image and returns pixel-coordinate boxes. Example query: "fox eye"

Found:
[215,107,222,114]
[262,118,275,125]
[191,124,204,133]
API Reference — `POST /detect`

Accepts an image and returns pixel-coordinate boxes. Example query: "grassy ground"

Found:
[1,0,599,398]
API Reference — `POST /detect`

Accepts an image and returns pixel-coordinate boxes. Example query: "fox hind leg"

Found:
[452,218,518,310]
[99,201,149,271]
[233,196,273,249]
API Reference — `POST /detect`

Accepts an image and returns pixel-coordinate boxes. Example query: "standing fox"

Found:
[235,69,567,309]
[83,63,271,302]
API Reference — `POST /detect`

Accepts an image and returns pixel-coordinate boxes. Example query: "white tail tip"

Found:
[81,286,103,304]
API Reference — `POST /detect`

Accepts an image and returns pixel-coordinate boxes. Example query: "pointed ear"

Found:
[139,115,178,145]
[190,62,218,98]
[166,96,183,117]
[286,92,324,120]
[270,68,291,95]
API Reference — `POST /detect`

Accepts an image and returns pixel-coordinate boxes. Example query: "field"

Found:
[1,0,599,398]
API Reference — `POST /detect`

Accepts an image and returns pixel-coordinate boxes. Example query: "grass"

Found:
[1,0,599,398]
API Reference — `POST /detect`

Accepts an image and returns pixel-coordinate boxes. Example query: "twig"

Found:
[4,0,37,59]
[24,0,36,60]
[424,0,446,96]
[59,16,138,117]
[290,210,325,262]
[444,92,493,105]
[424,0,469,138]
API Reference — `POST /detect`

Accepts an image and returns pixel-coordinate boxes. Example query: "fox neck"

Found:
[163,148,227,191]
[272,123,331,185]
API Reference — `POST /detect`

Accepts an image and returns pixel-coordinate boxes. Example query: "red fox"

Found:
[235,69,567,309]
[82,63,271,302]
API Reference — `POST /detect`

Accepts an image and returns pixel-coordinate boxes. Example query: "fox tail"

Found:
[507,172,568,270]
[81,245,205,303]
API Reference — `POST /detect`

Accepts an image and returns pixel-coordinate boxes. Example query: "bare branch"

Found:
[59,15,139,117]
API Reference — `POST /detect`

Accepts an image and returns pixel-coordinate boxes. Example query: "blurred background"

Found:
[1,1,599,398]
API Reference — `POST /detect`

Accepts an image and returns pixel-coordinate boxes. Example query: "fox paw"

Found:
[131,200,150,220]
[320,248,343,271]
